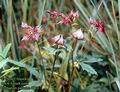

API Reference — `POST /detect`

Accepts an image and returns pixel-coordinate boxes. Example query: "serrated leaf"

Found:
[80,62,97,75]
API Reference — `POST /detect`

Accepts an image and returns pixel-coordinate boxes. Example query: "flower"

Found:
[47,10,63,18]
[88,18,105,32]
[48,34,64,45]
[58,10,79,24]
[18,41,26,48]
[72,29,84,40]
[21,22,29,28]
[21,22,40,41]
[58,16,71,24]
[47,9,79,24]
[69,10,79,21]
[19,22,41,49]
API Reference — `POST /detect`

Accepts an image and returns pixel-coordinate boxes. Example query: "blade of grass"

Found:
[103,0,120,49]
[89,0,102,18]
[110,0,120,49]
[7,0,18,60]
[106,29,119,78]
[22,0,28,22]
[119,0,120,22]
[73,0,88,20]
[38,0,46,25]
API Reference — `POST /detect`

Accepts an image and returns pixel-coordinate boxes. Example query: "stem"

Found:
[48,51,57,89]
[56,74,77,92]
[36,41,46,84]
[69,39,77,92]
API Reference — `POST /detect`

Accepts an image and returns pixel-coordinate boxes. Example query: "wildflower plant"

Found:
[1,0,120,92]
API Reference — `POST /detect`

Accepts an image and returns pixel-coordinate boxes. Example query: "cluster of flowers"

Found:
[47,10,79,24]
[19,22,41,48]
[48,28,84,45]
[88,18,105,32]
[19,10,105,48]
[19,22,84,47]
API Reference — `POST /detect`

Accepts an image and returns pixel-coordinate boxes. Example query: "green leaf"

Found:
[81,83,110,92]
[18,81,43,92]
[49,86,55,92]
[18,89,34,92]
[0,60,8,69]
[24,80,42,87]
[20,56,33,63]
[2,67,19,73]
[6,59,40,79]
[81,84,99,92]
[115,78,120,91]
[71,78,80,92]
[83,58,103,63]
[0,45,2,54]
[0,67,19,78]
[80,62,97,75]
[2,43,11,58]
[43,46,56,55]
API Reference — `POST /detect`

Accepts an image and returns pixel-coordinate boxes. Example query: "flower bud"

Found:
[72,29,84,40]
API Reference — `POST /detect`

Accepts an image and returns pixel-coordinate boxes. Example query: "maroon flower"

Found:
[58,10,79,24]
[47,9,79,25]
[58,16,71,24]
[47,10,63,18]
[68,10,79,21]
[88,18,105,32]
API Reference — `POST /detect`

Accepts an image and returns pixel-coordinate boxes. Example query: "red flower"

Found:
[88,18,105,32]
[72,29,84,40]
[58,10,79,24]
[48,34,64,45]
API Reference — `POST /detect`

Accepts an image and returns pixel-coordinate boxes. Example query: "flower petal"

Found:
[72,29,84,40]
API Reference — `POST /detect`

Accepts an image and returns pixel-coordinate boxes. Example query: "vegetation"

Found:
[1,0,120,92]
